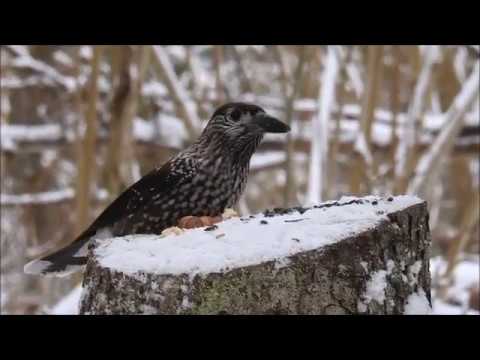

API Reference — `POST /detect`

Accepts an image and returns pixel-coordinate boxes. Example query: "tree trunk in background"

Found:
[80,201,431,315]
[272,45,290,99]
[351,46,383,194]
[283,46,308,207]
[389,46,401,177]
[231,46,253,94]
[0,49,11,192]
[75,46,101,234]
[213,45,227,107]
[103,46,144,199]
[360,46,384,147]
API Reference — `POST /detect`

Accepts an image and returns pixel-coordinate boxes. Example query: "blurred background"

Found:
[0,45,478,315]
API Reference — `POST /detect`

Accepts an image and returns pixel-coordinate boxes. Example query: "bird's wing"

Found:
[24,160,195,276]
[78,160,182,240]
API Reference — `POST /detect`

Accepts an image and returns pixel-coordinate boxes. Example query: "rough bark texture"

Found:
[80,202,431,315]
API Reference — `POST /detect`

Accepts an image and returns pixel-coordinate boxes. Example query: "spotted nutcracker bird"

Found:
[24,102,290,276]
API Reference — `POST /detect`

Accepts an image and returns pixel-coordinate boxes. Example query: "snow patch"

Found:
[358,259,398,312]
[386,259,395,273]
[362,270,388,305]
[408,261,423,286]
[430,255,480,314]
[49,285,82,315]
[404,289,432,315]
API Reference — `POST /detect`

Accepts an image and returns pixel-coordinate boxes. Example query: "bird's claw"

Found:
[159,209,240,238]
[177,208,239,230]
[178,215,222,229]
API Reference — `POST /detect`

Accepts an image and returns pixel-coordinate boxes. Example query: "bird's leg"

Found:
[178,215,223,229]
[178,208,240,230]
[160,216,219,237]
[160,208,240,237]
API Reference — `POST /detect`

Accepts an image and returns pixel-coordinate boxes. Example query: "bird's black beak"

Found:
[252,113,290,133]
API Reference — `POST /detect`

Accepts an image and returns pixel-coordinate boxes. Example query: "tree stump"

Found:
[79,195,432,315]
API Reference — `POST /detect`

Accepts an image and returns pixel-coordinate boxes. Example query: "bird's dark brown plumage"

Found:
[24,102,290,276]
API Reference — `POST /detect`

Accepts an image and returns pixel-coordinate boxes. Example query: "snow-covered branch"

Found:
[0,189,75,205]
[0,188,108,206]
[6,45,76,92]
[2,112,478,155]
[408,62,480,196]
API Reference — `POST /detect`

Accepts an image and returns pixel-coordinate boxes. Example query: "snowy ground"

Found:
[49,285,83,315]
[430,256,479,315]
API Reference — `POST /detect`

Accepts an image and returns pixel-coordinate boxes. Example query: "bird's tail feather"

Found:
[24,235,90,277]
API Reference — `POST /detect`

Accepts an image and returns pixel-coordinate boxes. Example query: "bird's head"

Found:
[203,102,290,138]
[194,102,290,163]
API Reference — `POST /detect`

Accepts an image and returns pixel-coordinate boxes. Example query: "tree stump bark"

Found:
[79,196,432,315]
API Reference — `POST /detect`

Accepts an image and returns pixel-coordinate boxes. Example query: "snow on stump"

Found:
[79,195,432,315]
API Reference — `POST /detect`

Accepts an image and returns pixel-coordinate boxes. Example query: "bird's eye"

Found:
[230,109,241,121]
